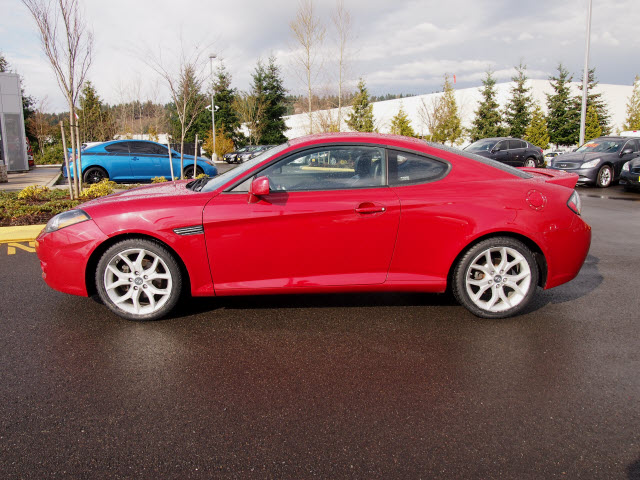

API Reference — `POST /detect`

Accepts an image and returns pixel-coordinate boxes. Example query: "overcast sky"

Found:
[1,0,639,112]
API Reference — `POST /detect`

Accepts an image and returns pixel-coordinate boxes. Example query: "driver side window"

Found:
[241,146,386,192]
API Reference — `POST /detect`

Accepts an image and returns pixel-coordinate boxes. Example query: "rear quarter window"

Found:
[388,150,448,185]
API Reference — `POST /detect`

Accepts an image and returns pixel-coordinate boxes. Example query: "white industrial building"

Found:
[0,72,29,173]
[283,79,634,145]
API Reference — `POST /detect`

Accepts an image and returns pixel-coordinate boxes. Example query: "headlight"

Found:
[45,209,91,233]
[581,158,600,168]
[622,161,630,172]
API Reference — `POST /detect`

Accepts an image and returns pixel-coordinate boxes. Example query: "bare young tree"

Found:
[22,0,93,196]
[331,0,351,132]
[417,95,444,141]
[146,48,208,178]
[290,0,326,134]
[233,92,265,146]
[33,96,52,155]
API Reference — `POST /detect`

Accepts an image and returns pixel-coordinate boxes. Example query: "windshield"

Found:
[464,139,498,152]
[200,142,290,193]
[576,139,624,153]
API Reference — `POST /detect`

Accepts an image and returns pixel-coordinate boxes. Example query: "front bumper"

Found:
[620,170,640,189]
[36,219,108,296]
[548,166,598,185]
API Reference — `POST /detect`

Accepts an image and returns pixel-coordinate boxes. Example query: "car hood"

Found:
[553,152,603,163]
[80,181,193,209]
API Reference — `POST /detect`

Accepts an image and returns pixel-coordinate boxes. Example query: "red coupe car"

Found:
[36,133,591,321]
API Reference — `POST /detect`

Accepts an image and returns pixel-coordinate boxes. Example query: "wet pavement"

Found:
[0,189,639,479]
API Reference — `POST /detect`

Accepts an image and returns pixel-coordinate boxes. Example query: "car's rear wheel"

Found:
[96,239,182,321]
[524,157,536,168]
[83,166,108,184]
[596,165,613,188]
[452,237,539,319]
[183,165,204,179]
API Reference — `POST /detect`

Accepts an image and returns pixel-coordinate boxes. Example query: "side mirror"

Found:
[621,148,633,156]
[492,146,501,153]
[248,176,270,202]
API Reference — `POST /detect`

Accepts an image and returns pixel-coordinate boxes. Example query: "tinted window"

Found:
[465,139,497,153]
[128,142,156,155]
[151,144,168,155]
[623,139,638,153]
[388,150,448,185]
[496,140,509,151]
[509,140,526,149]
[254,146,386,192]
[105,142,130,153]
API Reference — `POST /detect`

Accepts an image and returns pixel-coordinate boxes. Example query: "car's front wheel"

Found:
[452,237,539,319]
[96,239,182,321]
[596,165,613,188]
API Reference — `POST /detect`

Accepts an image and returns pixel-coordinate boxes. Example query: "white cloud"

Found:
[1,0,639,112]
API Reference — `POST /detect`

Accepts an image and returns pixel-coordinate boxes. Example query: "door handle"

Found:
[355,202,386,214]
[132,156,139,161]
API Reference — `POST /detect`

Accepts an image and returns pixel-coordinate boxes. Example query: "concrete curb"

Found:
[45,172,62,188]
[0,224,46,243]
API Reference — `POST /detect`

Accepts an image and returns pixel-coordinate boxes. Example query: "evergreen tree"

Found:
[504,62,533,138]
[78,81,115,142]
[524,103,550,149]
[584,105,601,141]
[212,61,242,145]
[623,75,640,130]
[434,74,463,145]
[389,104,415,137]
[168,64,208,146]
[578,68,611,135]
[0,51,8,72]
[546,64,580,146]
[346,78,375,132]
[470,70,506,141]
[253,56,288,144]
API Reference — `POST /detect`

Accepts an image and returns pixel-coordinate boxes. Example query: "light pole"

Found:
[209,53,217,161]
[579,0,593,146]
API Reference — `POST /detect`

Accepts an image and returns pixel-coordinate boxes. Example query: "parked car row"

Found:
[63,139,218,183]
[223,144,275,163]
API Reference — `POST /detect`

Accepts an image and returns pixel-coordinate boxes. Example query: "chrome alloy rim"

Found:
[525,159,536,167]
[599,168,611,186]
[465,247,531,313]
[104,248,173,315]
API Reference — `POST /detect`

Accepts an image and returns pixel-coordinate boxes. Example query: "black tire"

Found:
[452,237,539,319]
[83,166,108,184]
[183,165,204,179]
[524,157,537,168]
[596,165,613,188]
[96,239,183,321]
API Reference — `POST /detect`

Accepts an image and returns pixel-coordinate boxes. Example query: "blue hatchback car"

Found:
[64,140,218,183]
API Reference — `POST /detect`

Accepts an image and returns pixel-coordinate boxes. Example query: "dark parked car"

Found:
[549,136,640,188]
[223,145,259,164]
[464,138,544,167]
[620,156,640,191]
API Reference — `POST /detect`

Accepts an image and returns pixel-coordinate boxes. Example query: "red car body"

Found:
[36,133,591,319]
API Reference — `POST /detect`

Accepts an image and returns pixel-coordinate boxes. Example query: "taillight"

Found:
[567,190,581,215]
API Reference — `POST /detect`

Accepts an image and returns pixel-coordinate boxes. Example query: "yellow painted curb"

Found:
[0,224,46,243]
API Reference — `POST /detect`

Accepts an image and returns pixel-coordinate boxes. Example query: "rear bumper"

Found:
[543,214,592,289]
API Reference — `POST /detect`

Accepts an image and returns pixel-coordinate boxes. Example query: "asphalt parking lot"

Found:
[0,186,639,479]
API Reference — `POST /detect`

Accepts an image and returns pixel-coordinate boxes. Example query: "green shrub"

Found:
[80,179,117,199]
[35,142,66,165]
[18,185,50,201]
[151,176,168,183]
[195,173,208,179]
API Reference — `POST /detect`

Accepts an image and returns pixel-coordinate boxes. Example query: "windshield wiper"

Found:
[187,176,211,192]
